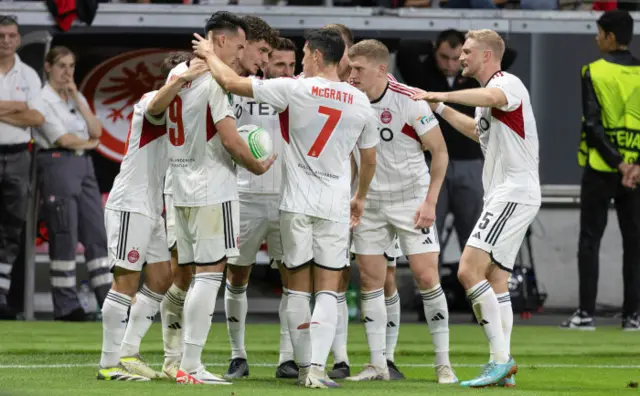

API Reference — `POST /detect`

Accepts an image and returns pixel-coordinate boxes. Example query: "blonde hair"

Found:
[348,39,389,65]
[465,29,505,61]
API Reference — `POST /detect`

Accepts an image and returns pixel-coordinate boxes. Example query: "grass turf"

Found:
[0,321,639,395]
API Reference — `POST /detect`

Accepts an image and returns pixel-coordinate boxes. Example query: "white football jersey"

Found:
[252,76,379,223]
[352,81,439,206]
[233,77,284,195]
[166,62,237,207]
[163,166,172,195]
[475,71,541,205]
[106,91,167,219]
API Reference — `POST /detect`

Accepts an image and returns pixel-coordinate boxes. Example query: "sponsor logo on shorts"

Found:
[128,249,140,263]
[80,48,176,163]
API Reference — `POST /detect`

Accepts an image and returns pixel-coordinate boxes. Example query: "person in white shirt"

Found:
[225,36,301,381]
[0,15,46,319]
[221,16,281,380]
[192,28,378,388]
[346,39,456,384]
[36,46,111,323]
[319,24,404,382]
[413,29,540,388]
[96,53,208,382]
[168,11,275,386]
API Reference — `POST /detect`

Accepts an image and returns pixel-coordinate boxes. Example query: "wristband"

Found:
[434,102,445,115]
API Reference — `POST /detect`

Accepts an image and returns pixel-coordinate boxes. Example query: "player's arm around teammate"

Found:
[413,30,539,388]
[98,55,206,382]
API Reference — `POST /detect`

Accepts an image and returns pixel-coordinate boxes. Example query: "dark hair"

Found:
[241,15,279,49]
[161,51,194,79]
[435,29,466,50]
[597,10,634,46]
[0,14,18,28]
[323,23,353,47]
[204,11,249,38]
[274,37,296,53]
[45,46,75,66]
[304,28,345,66]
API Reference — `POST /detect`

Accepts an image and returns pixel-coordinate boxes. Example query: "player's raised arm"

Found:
[413,90,478,143]
[415,86,508,109]
[147,58,209,116]
[193,33,255,98]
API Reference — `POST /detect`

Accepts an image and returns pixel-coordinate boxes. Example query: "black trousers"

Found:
[578,166,640,317]
[0,148,31,297]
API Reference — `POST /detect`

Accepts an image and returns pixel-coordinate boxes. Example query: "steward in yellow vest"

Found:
[562,9,640,331]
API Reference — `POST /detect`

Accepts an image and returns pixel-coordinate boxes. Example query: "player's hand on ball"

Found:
[414,200,436,229]
[192,33,215,59]
[411,90,448,103]
[350,197,365,229]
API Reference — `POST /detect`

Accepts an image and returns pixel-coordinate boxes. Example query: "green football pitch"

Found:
[1,321,638,395]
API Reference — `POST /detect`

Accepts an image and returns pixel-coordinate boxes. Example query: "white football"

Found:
[236,124,273,166]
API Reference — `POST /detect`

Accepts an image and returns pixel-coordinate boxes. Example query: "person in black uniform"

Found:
[561,10,640,331]
[35,46,112,321]
[396,29,517,254]
[0,15,46,319]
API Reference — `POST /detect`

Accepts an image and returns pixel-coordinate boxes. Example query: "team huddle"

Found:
[96,11,541,390]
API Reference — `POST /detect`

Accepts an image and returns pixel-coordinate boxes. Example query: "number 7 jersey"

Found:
[252,76,379,223]
[166,62,237,207]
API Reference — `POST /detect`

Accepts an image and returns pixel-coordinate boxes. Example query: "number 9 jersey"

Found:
[165,61,237,207]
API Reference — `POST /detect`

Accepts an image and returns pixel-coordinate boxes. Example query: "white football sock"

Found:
[120,285,163,357]
[160,284,187,364]
[330,292,349,365]
[225,281,248,360]
[360,288,387,368]
[286,290,312,369]
[278,288,294,365]
[310,291,338,370]
[385,291,400,363]
[466,280,508,364]
[181,272,223,373]
[421,284,450,366]
[100,290,132,368]
[497,292,513,358]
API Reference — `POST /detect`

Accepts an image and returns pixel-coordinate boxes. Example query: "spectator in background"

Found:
[0,15,45,320]
[396,29,516,256]
[562,10,640,331]
[34,46,112,321]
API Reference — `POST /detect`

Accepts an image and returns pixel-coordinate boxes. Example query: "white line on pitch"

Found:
[0,362,639,370]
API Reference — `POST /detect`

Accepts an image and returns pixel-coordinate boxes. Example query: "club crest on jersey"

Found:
[128,248,140,263]
[381,109,392,124]
[80,48,176,163]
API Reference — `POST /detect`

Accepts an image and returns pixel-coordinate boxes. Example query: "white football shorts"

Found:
[466,200,540,271]
[164,193,176,251]
[280,211,350,271]
[352,199,440,257]
[174,201,240,265]
[105,209,170,272]
[228,193,283,267]
[384,236,403,268]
